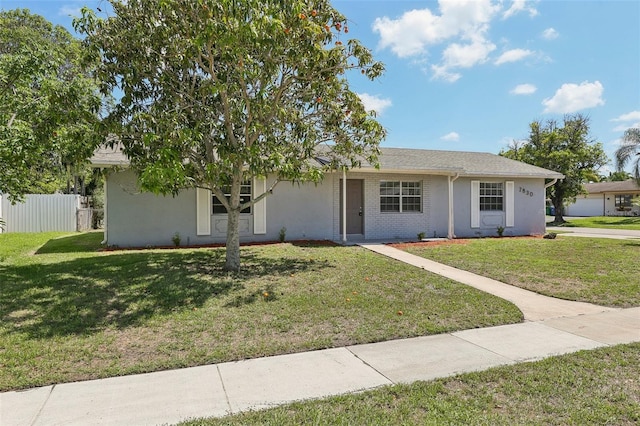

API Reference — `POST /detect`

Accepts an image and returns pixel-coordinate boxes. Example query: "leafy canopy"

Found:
[501,114,608,222]
[76,0,386,270]
[76,0,385,198]
[0,9,103,202]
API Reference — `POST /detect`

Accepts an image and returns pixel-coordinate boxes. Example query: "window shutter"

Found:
[471,180,480,228]
[196,188,211,236]
[253,177,267,234]
[506,181,515,227]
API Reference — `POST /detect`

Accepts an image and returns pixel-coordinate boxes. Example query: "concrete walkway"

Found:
[2,240,639,425]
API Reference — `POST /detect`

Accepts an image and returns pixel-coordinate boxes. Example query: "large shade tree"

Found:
[615,128,640,183]
[0,9,103,202]
[501,114,608,223]
[76,0,386,271]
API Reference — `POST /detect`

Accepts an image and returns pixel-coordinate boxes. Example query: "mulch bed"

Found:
[98,239,338,252]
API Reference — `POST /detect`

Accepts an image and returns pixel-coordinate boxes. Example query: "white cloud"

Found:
[372,0,501,80]
[442,38,497,68]
[441,132,460,141]
[611,111,640,122]
[542,81,605,114]
[510,83,537,95]
[58,5,82,17]
[611,111,640,131]
[612,123,640,132]
[357,93,392,116]
[430,65,462,83]
[495,48,534,65]
[372,10,438,58]
[542,28,559,40]
[372,1,499,58]
[502,0,539,19]
[372,0,547,82]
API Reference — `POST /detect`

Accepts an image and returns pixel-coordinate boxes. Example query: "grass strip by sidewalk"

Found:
[181,343,640,425]
[398,237,640,308]
[551,216,640,230]
[0,232,522,391]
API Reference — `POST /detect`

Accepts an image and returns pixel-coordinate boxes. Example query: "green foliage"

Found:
[0,9,105,202]
[75,0,386,270]
[278,226,287,243]
[604,170,632,182]
[501,114,608,223]
[615,127,640,183]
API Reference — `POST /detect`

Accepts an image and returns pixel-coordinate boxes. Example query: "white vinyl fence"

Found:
[0,194,89,233]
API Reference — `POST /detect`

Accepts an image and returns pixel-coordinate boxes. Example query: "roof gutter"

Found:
[545,178,558,189]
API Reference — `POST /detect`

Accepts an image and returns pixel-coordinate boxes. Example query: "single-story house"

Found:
[91,146,564,247]
[565,180,640,217]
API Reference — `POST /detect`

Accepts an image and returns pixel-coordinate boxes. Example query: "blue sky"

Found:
[4,0,640,174]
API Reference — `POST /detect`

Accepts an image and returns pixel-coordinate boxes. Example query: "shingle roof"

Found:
[91,144,564,179]
[584,179,640,194]
[374,148,563,178]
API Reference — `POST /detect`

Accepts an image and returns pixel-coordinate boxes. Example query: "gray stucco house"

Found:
[91,146,563,247]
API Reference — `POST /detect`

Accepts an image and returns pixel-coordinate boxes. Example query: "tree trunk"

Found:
[552,194,565,223]
[553,205,564,223]
[225,206,241,272]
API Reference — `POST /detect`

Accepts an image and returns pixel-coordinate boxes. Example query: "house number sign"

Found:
[519,186,534,197]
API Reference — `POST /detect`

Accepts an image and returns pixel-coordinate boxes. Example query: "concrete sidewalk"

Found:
[2,241,639,426]
[3,308,638,426]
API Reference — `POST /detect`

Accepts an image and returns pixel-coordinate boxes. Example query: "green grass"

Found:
[400,237,640,308]
[180,343,640,425]
[0,232,522,391]
[551,216,640,230]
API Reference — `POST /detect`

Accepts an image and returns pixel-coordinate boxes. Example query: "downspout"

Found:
[102,173,108,245]
[342,167,347,242]
[447,173,459,239]
[544,178,558,189]
[544,178,558,217]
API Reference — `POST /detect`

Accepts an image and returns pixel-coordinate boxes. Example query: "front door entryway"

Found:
[340,179,364,235]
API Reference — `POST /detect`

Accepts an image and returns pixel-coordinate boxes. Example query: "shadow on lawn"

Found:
[0,247,331,338]
[35,232,105,254]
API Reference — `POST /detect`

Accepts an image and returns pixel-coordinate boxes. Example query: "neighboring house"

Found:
[91,146,563,247]
[565,180,640,217]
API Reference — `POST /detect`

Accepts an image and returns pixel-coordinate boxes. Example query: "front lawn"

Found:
[398,237,640,307]
[181,343,640,425]
[0,232,521,391]
[552,216,640,230]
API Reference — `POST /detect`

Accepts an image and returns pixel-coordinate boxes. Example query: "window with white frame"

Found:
[213,181,252,214]
[479,182,503,211]
[615,194,632,209]
[380,181,421,212]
